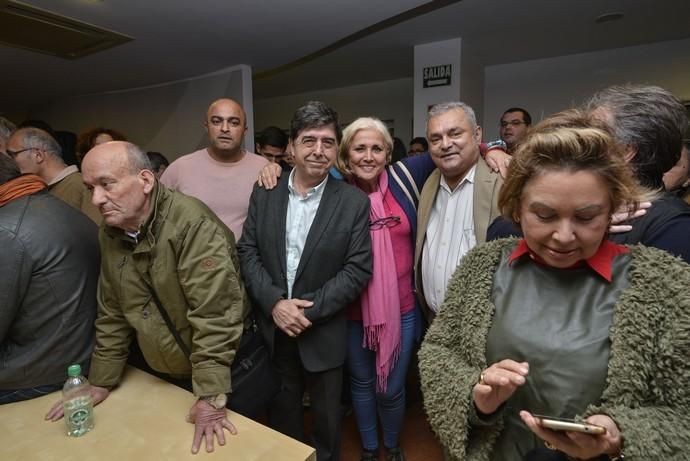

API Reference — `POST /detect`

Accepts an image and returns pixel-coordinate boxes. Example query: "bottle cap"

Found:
[67,364,82,377]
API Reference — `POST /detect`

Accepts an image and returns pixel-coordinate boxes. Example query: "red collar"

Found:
[508,239,630,283]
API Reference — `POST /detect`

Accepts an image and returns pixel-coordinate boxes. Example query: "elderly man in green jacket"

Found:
[46,141,247,455]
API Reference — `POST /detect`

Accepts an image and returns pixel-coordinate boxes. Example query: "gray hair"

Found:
[0,116,16,144]
[585,84,688,189]
[427,101,478,130]
[124,142,153,173]
[14,127,62,159]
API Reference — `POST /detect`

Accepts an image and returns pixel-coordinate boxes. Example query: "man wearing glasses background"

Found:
[6,127,100,223]
[238,101,372,461]
[499,107,532,154]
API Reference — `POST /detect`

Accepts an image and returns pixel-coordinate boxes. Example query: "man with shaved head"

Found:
[46,141,248,455]
[161,98,267,239]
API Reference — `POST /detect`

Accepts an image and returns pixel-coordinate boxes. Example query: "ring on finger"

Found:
[544,441,557,450]
[479,372,486,385]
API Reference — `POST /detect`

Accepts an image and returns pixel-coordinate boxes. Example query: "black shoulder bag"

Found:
[146,284,279,419]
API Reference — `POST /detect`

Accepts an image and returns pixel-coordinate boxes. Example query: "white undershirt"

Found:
[285,170,328,298]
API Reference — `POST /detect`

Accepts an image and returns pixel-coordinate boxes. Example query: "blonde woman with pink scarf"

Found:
[336,117,437,461]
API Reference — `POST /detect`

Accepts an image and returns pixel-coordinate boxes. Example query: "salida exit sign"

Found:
[423,64,452,88]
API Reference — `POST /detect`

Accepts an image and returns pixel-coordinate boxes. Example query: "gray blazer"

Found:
[237,175,372,372]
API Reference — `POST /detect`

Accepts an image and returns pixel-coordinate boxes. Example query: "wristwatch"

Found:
[485,139,507,151]
[200,393,227,410]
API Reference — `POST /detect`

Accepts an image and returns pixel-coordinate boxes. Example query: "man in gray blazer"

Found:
[237,101,372,461]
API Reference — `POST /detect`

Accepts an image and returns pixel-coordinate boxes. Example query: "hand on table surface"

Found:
[187,398,237,454]
[45,385,110,421]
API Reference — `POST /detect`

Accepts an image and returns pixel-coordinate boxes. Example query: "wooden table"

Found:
[0,366,316,461]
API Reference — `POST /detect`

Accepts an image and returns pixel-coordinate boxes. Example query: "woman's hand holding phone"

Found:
[472,359,529,415]
[520,411,623,460]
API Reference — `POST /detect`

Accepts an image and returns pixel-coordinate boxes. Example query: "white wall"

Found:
[31,65,254,161]
[413,38,462,138]
[459,40,485,131]
[28,37,690,160]
[257,38,690,149]
[483,38,690,140]
[254,78,414,146]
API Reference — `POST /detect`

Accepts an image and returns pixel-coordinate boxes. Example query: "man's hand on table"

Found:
[187,399,237,454]
[44,385,110,421]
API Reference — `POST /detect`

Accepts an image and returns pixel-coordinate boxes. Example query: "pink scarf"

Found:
[359,170,401,392]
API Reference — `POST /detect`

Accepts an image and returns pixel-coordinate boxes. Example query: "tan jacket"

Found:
[49,170,102,224]
[414,159,502,318]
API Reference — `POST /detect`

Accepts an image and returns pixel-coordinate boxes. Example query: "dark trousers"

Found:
[0,383,62,405]
[269,330,343,461]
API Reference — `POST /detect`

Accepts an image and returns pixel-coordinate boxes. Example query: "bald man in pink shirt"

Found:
[161,98,267,239]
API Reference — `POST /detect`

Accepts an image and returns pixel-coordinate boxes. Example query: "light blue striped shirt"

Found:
[286,170,329,298]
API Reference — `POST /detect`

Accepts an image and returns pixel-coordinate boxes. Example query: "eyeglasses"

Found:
[299,136,337,151]
[500,120,527,128]
[369,215,401,230]
[6,147,38,158]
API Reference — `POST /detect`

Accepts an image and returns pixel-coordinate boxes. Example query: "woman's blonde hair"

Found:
[336,117,393,178]
[499,109,648,224]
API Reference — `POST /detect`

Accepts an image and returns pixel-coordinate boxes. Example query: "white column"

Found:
[413,38,485,138]
[413,38,462,137]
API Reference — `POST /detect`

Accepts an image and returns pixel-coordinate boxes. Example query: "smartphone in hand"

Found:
[533,414,606,435]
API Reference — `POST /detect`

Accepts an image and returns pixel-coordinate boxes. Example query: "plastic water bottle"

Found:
[63,364,94,437]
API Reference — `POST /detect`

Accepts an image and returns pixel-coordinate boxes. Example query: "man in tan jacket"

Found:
[415,102,502,321]
[6,127,100,223]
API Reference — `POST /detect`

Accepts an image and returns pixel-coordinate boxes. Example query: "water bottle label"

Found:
[69,408,90,426]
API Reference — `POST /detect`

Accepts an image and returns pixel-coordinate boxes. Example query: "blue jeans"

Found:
[347,309,416,451]
[0,383,62,405]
